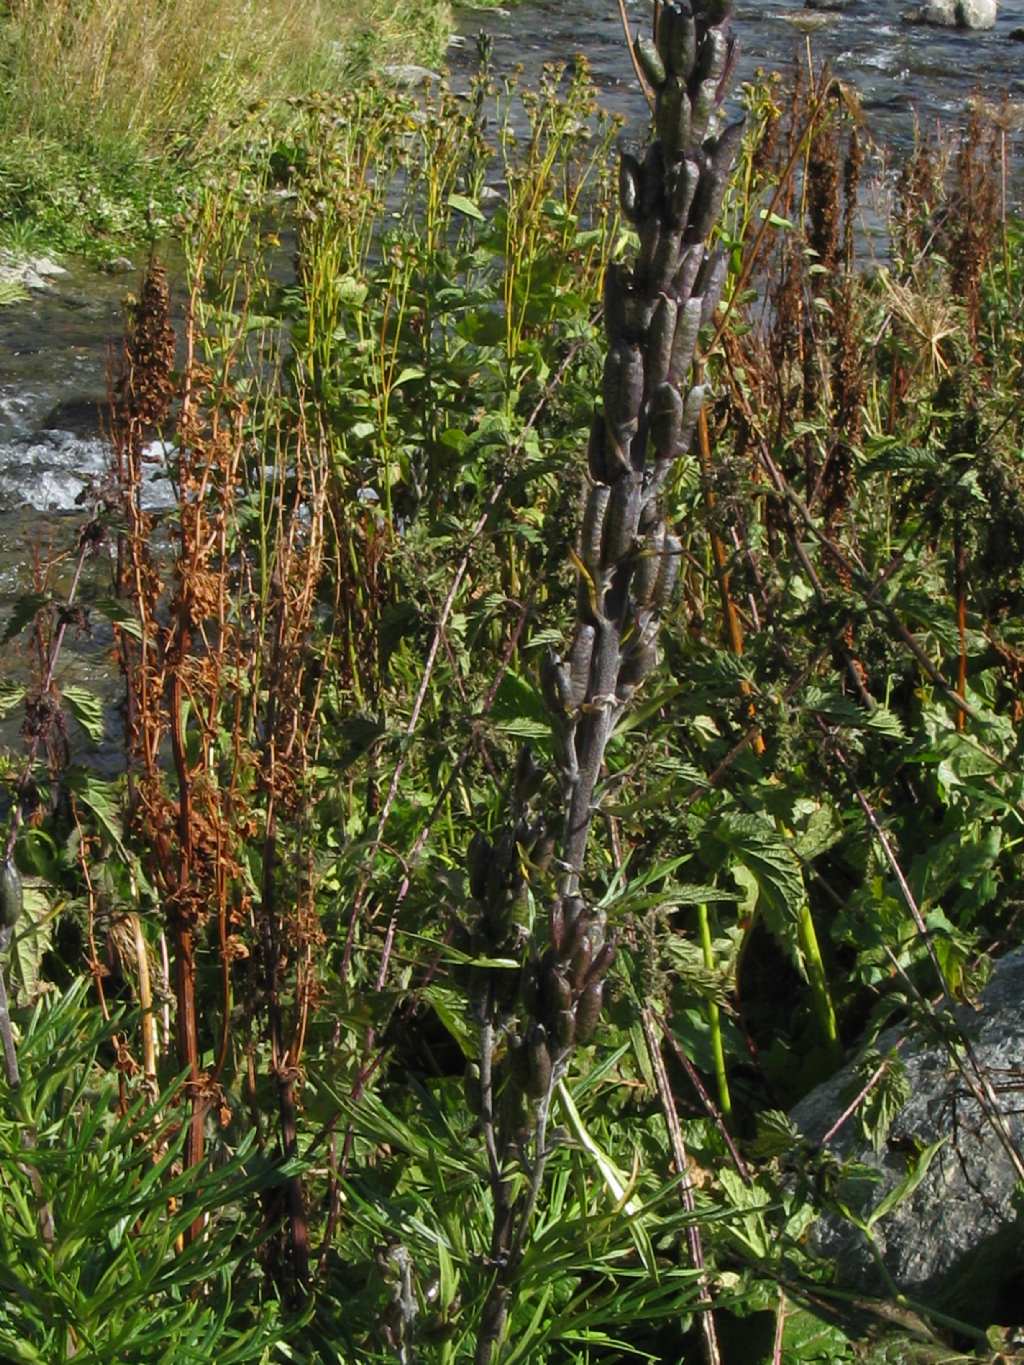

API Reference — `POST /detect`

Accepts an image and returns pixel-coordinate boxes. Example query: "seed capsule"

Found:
[695,248,729,326]
[587,936,618,985]
[545,965,574,1017]
[617,634,659,700]
[635,33,666,88]
[574,980,605,1045]
[673,241,705,302]
[668,297,704,385]
[570,934,594,990]
[0,860,22,929]
[647,295,678,390]
[679,384,707,450]
[467,833,491,902]
[690,77,720,146]
[580,486,612,572]
[603,344,645,436]
[632,523,667,607]
[653,533,682,611]
[549,900,565,955]
[650,382,683,460]
[520,960,541,1018]
[555,1009,576,1051]
[602,476,642,564]
[708,116,746,182]
[696,26,729,85]
[527,1024,553,1098]
[603,261,632,344]
[510,1034,532,1092]
[655,76,690,163]
[513,745,544,806]
[666,158,700,229]
[618,152,642,223]
[658,3,697,81]
[566,623,596,708]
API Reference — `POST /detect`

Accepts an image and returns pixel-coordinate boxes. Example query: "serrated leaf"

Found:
[0,681,26,718]
[9,884,52,1007]
[91,598,143,641]
[64,767,124,851]
[2,593,50,644]
[63,685,105,743]
[706,813,805,953]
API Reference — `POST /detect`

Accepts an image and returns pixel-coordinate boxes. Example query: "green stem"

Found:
[797,901,841,1064]
[698,903,732,1122]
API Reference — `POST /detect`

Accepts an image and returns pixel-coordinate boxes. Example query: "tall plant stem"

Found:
[641,1008,721,1365]
[697,903,732,1121]
[796,901,840,1064]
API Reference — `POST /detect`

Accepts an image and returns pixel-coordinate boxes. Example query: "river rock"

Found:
[0,251,67,292]
[902,0,997,28]
[791,948,1024,1323]
[805,0,857,10]
[381,64,443,88]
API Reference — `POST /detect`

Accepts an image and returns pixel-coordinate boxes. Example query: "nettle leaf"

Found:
[749,1108,802,1159]
[63,685,105,743]
[847,1050,910,1154]
[65,768,124,851]
[9,883,53,1008]
[0,681,26,719]
[91,598,144,641]
[2,592,51,644]
[804,687,905,739]
[705,812,805,946]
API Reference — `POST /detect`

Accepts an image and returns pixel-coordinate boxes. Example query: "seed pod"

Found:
[647,295,678,390]
[574,980,605,1045]
[602,476,642,564]
[464,1062,482,1115]
[655,76,690,163]
[549,899,565,955]
[566,623,596,708]
[650,381,683,460]
[540,648,572,715]
[570,934,594,990]
[666,157,700,229]
[527,1024,553,1098]
[618,152,642,223]
[587,935,618,985]
[688,163,732,244]
[617,635,659,700]
[668,297,704,385]
[563,896,586,936]
[0,860,22,930]
[580,485,611,572]
[638,142,666,222]
[532,833,556,875]
[603,262,629,345]
[513,745,544,806]
[653,533,682,610]
[694,249,728,327]
[632,523,666,607]
[554,1009,576,1051]
[690,77,720,146]
[673,241,705,302]
[658,3,697,80]
[467,833,491,902]
[708,116,746,182]
[603,344,644,436]
[651,228,684,294]
[695,25,729,86]
[679,383,707,449]
[545,965,573,1017]
[634,32,666,88]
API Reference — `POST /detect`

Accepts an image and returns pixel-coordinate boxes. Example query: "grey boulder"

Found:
[902,0,997,27]
[791,949,1024,1323]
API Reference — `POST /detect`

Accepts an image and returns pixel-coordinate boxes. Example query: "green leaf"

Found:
[448,193,485,221]
[705,812,805,962]
[63,685,105,743]
[8,883,52,1007]
[91,598,144,641]
[0,681,26,718]
[867,1138,945,1228]
[64,768,124,851]
[2,593,50,644]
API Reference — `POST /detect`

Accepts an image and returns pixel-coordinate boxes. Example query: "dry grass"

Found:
[0,0,451,154]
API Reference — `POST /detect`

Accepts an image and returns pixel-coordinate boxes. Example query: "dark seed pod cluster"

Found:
[514,896,618,1095]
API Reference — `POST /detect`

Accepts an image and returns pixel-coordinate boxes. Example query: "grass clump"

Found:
[0,0,453,260]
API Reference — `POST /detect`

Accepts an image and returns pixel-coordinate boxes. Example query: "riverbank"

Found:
[0,0,462,263]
